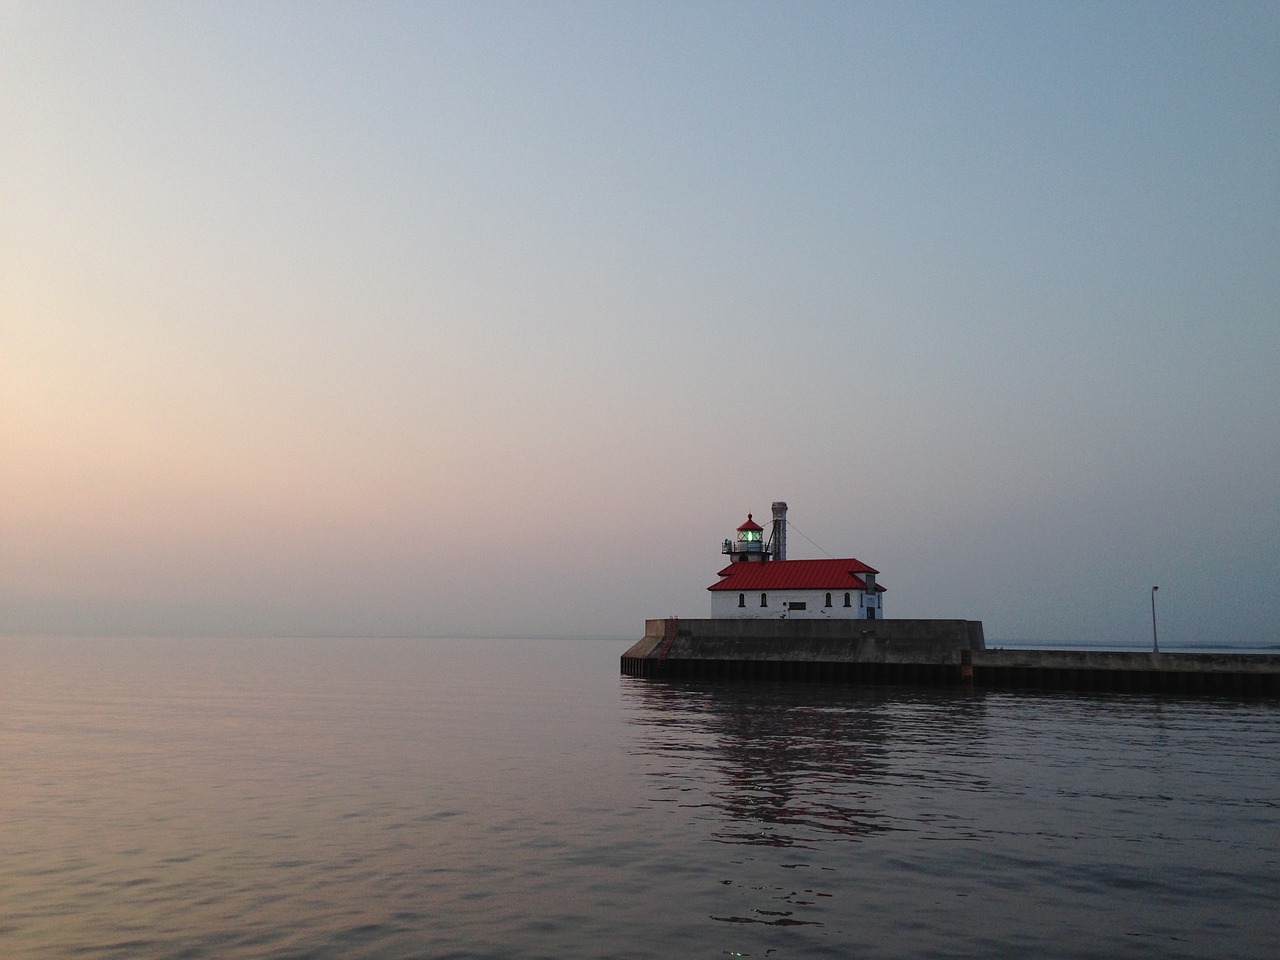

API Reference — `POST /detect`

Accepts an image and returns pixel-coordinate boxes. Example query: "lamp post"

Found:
[1150,586,1159,653]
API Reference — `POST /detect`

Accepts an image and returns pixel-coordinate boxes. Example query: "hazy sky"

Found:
[3,2,1278,644]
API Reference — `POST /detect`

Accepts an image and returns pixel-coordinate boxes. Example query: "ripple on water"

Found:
[2,640,1278,960]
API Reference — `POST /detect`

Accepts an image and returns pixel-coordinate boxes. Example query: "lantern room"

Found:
[722,514,770,563]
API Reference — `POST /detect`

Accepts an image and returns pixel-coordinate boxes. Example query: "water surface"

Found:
[2,637,1276,958]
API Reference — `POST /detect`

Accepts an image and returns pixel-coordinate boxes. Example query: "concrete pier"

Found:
[970,648,1280,695]
[620,618,1280,695]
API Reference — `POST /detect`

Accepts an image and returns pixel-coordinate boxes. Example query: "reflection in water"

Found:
[622,677,1280,957]
[625,680,990,847]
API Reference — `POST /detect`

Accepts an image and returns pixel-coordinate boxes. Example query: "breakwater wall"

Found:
[970,648,1280,695]
[620,618,1280,695]
[621,618,985,687]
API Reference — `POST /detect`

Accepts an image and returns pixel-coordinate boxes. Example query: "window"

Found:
[824,593,832,607]
[760,593,768,607]
[737,593,745,608]
[788,601,806,611]
[843,592,852,607]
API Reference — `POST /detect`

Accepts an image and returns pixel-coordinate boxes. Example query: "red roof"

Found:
[736,514,763,532]
[708,558,886,592]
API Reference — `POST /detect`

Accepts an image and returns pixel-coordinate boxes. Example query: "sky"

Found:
[3,1,1278,645]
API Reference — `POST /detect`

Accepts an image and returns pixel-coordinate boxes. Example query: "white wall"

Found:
[709,589,882,619]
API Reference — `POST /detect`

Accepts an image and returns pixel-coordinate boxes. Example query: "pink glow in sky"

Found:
[3,3,1278,644]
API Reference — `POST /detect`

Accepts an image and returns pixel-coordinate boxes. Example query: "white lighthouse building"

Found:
[708,502,885,619]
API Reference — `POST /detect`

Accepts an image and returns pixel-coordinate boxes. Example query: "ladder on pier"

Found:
[657,616,679,666]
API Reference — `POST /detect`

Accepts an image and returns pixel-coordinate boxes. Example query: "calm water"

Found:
[2,637,1277,959]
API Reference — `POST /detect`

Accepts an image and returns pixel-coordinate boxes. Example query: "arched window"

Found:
[824,593,832,607]
[843,592,852,607]
[760,593,768,607]
[738,593,745,608]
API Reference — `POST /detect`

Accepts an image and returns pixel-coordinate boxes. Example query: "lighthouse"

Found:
[710,504,886,619]
[722,514,770,563]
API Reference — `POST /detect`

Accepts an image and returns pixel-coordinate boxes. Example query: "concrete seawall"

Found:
[970,648,1280,695]
[620,618,1280,695]
[621,618,985,687]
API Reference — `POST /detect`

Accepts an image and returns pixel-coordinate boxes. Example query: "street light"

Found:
[1150,586,1159,653]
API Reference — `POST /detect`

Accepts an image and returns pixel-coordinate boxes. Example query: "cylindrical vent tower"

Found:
[770,501,787,561]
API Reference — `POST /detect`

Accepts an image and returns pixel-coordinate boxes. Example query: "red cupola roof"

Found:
[737,514,764,532]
